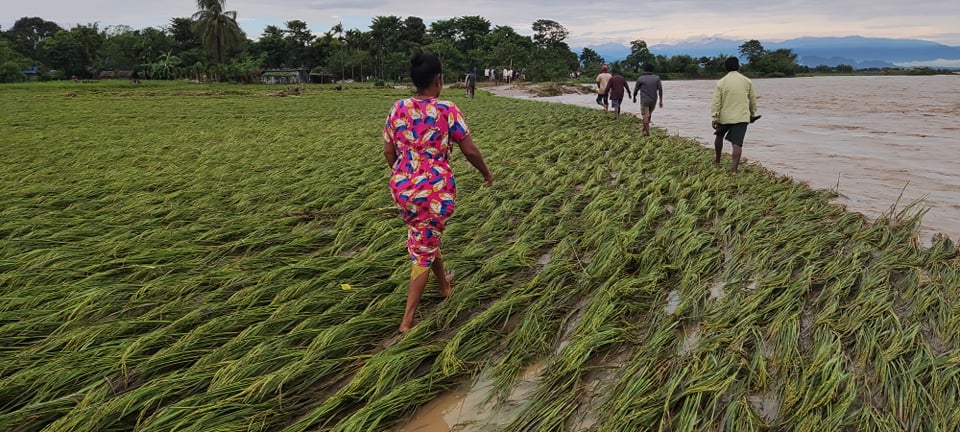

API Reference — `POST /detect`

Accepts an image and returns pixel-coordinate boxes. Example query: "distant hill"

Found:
[578,36,960,69]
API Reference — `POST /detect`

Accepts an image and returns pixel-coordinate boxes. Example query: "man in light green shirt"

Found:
[711,57,759,174]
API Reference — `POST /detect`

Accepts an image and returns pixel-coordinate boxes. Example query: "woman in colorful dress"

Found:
[384,52,494,333]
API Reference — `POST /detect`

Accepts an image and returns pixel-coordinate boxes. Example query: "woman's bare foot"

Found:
[439,271,454,298]
[398,318,420,333]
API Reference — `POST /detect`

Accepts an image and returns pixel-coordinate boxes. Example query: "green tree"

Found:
[99,25,138,70]
[284,20,314,67]
[666,54,697,74]
[0,38,29,82]
[0,38,28,65]
[382,51,408,81]
[700,54,730,75]
[579,47,604,71]
[348,48,372,81]
[531,19,568,48]
[427,19,457,42]
[191,0,246,64]
[738,39,765,63]
[161,19,206,72]
[401,16,427,50]
[479,25,531,72]
[0,61,26,82]
[341,28,371,80]
[369,16,404,78]
[167,18,202,52]
[316,23,344,80]
[149,51,182,79]
[135,27,173,69]
[528,20,576,80]
[623,39,652,72]
[528,44,578,80]
[452,16,491,54]
[323,49,348,81]
[5,17,62,60]
[223,52,264,82]
[256,25,287,67]
[750,48,799,76]
[425,38,464,76]
[38,30,87,77]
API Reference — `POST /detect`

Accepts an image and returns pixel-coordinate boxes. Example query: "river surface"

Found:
[495,75,960,243]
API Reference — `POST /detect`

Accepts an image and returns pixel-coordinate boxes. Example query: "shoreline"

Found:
[484,77,960,245]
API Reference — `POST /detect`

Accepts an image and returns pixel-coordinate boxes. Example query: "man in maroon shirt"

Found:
[603,69,631,120]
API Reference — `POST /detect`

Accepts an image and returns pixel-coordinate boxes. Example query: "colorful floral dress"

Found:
[384,97,469,271]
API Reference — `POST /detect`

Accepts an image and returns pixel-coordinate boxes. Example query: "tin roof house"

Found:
[261,68,309,84]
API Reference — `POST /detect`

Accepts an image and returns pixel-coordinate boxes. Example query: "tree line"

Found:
[579,39,805,81]
[0,0,805,84]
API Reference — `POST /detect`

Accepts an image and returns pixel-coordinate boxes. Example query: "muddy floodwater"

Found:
[497,75,960,243]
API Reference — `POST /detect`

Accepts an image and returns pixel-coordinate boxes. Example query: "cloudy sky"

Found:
[4,0,960,47]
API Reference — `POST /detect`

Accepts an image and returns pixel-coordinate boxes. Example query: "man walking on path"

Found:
[595,65,612,112]
[603,69,631,120]
[711,57,758,174]
[466,68,477,99]
[632,63,663,135]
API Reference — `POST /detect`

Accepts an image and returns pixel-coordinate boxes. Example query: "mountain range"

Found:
[580,36,960,69]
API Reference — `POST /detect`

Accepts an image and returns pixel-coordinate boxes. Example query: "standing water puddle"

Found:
[396,363,544,431]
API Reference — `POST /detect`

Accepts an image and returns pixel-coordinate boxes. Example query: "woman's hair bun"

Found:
[409,51,441,91]
[410,51,425,67]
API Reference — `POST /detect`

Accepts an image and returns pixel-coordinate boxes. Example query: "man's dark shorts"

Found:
[596,94,608,107]
[714,122,748,146]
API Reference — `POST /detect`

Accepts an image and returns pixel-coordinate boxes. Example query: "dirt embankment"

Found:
[484,82,593,98]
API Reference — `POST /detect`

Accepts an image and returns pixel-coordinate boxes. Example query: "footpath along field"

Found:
[0,81,958,431]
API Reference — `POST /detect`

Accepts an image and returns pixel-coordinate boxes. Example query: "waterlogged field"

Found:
[1,81,959,431]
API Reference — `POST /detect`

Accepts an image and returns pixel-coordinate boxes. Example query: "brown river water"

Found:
[397,75,960,431]
[494,75,960,244]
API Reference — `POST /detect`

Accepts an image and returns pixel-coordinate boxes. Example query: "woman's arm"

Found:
[455,135,493,187]
[384,140,398,169]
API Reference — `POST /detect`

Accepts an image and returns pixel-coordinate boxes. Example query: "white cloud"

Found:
[897,59,960,68]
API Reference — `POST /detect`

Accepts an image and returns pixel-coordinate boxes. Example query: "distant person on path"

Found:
[632,63,663,135]
[466,68,477,99]
[384,52,494,333]
[603,69,631,120]
[595,65,612,112]
[711,57,758,174]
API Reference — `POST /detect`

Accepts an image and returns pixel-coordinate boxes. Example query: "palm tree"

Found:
[191,0,245,64]
[150,51,182,79]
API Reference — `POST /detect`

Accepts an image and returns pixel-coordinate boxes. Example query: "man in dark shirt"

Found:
[465,69,477,99]
[602,69,631,120]
[632,63,663,135]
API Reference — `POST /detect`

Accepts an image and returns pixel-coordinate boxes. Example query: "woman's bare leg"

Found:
[399,267,429,333]
[431,254,453,297]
